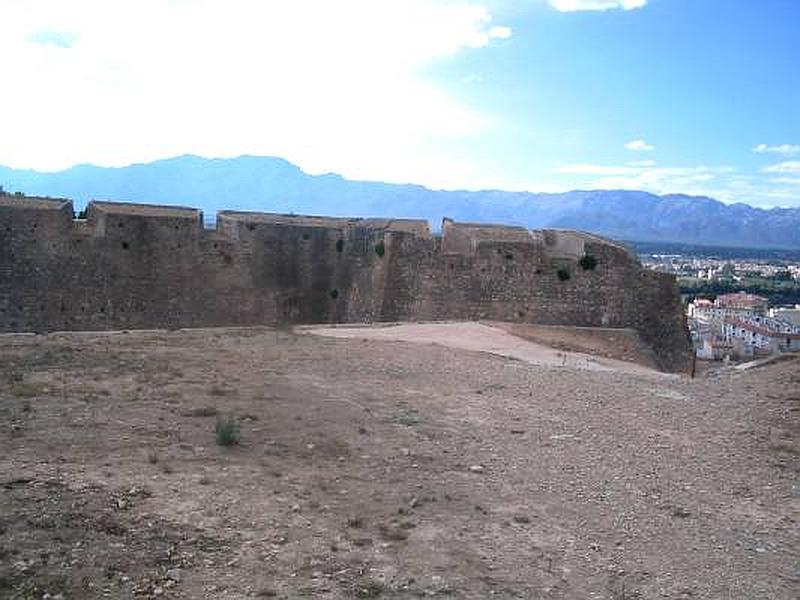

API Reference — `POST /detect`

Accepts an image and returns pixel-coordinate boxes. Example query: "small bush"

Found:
[579,254,598,270]
[336,239,344,253]
[557,268,571,281]
[215,414,240,447]
[330,288,339,299]
[392,408,420,426]
[374,241,385,258]
[346,516,364,528]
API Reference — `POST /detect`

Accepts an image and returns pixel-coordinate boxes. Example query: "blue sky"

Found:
[1,0,798,207]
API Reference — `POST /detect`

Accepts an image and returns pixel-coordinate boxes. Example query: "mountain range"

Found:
[2,155,799,249]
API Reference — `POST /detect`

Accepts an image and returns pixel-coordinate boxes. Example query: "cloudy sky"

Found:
[1,0,798,207]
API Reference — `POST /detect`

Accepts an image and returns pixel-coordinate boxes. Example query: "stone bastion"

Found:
[0,194,692,372]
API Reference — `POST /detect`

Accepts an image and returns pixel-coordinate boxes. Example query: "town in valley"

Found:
[639,244,800,362]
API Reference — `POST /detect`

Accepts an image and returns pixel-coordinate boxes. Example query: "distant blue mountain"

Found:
[2,154,799,248]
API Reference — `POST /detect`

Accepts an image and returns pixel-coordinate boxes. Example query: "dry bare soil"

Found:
[1,325,797,599]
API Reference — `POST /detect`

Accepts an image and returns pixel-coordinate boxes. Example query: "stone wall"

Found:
[0,195,692,372]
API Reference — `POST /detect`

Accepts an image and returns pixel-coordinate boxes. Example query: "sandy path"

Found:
[305,321,661,375]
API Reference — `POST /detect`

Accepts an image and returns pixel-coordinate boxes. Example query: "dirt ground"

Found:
[489,323,661,371]
[0,324,797,599]
[306,322,659,374]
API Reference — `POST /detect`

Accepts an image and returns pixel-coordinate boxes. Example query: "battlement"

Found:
[0,195,629,256]
[0,195,71,211]
[0,195,690,372]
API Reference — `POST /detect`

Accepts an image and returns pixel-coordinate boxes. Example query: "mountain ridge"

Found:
[2,154,798,248]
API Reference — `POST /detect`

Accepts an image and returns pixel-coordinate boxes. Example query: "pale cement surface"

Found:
[306,321,663,375]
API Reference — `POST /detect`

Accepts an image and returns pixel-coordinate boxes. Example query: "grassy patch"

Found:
[215,414,240,447]
[391,408,421,426]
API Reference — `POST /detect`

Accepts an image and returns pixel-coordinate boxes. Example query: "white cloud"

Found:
[626,160,656,167]
[753,143,800,156]
[625,139,655,152]
[0,0,511,189]
[548,0,647,12]
[552,161,800,207]
[488,26,512,39]
[769,177,800,186]
[553,162,741,198]
[554,163,732,180]
[27,29,78,48]
[763,161,800,174]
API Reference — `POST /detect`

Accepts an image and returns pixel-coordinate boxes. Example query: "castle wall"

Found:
[0,195,691,372]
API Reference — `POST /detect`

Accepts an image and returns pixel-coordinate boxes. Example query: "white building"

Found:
[688,297,761,336]
[769,306,800,327]
[696,338,733,361]
[723,315,800,356]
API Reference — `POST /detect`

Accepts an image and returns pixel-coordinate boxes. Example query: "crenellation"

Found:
[0,195,692,372]
[441,218,533,254]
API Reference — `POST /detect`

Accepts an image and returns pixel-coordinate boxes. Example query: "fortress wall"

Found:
[441,218,532,255]
[81,202,206,330]
[220,214,382,325]
[624,269,691,372]
[419,234,631,324]
[0,195,692,372]
[1,198,73,332]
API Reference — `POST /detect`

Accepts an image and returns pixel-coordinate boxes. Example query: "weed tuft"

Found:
[215,413,240,447]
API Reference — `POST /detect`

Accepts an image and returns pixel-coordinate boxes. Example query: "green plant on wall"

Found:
[374,241,385,258]
[579,254,598,270]
[557,268,571,281]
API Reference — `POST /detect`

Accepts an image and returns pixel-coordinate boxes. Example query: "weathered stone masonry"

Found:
[0,195,692,372]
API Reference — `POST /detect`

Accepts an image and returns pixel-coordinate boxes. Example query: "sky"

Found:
[0,0,798,207]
